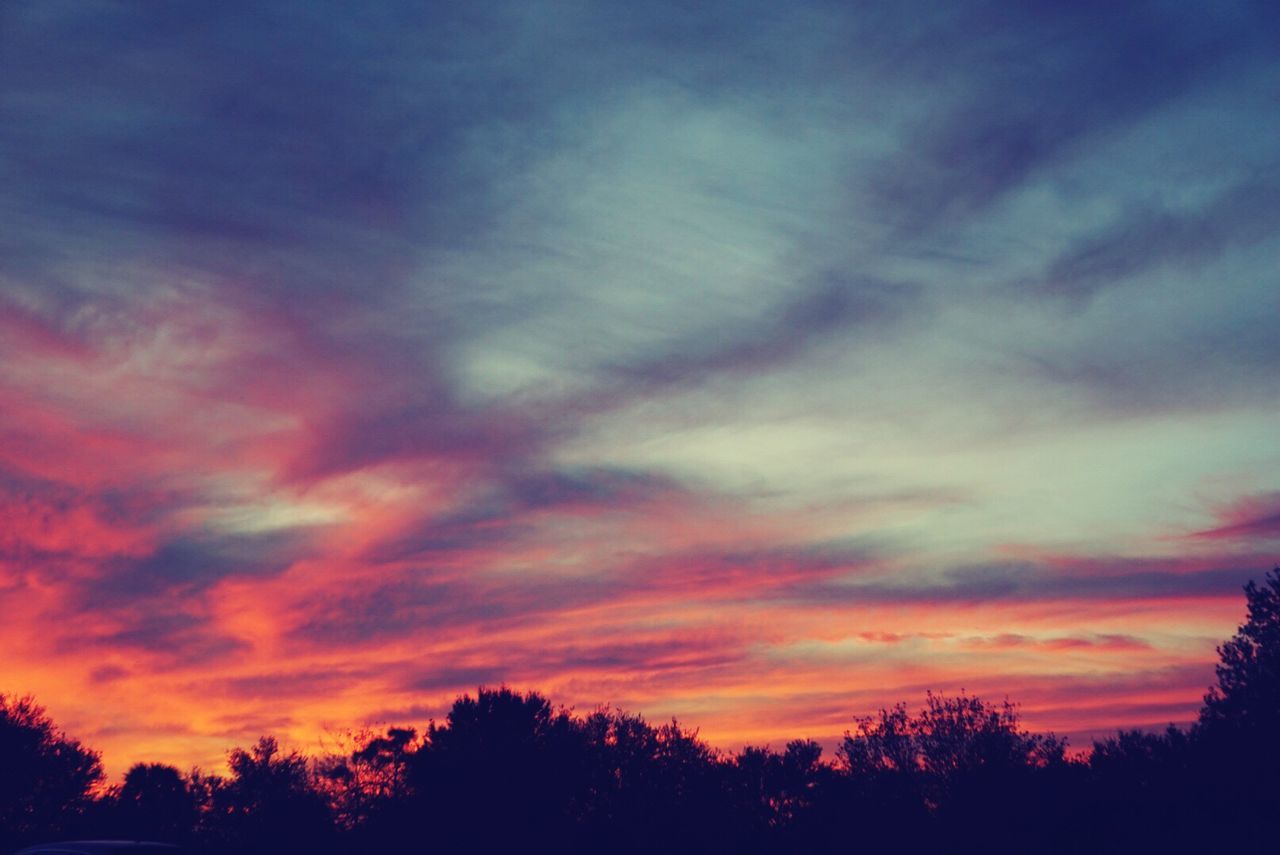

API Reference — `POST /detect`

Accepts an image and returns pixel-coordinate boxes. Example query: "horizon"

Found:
[1,2,1277,781]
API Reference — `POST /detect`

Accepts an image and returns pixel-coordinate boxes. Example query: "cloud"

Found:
[963,633,1152,653]
[210,668,375,702]
[285,569,626,650]
[865,2,1257,234]
[1190,492,1280,542]
[402,666,511,694]
[0,467,163,568]
[84,528,316,607]
[503,466,689,512]
[588,276,922,401]
[789,557,1268,607]
[1031,178,1280,301]
[76,612,251,671]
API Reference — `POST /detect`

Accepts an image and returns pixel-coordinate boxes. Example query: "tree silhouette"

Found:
[316,726,419,830]
[575,708,730,854]
[0,694,103,850]
[729,739,831,853]
[840,692,1064,794]
[112,762,199,844]
[211,736,334,855]
[1181,566,1280,846]
[406,687,586,850]
[838,692,1069,850]
[1201,567,1280,737]
[1090,725,1192,797]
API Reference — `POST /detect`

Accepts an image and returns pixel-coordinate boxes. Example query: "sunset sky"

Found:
[2,2,1278,778]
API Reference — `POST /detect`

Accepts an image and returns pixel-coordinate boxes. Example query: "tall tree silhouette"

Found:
[1190,566,1280,844]
[1201,567,1280,737]
[0,694,103,850]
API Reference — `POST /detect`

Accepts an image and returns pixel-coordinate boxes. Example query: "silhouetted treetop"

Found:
[1201,566,1280,735]
[316,725,420,832]
[841,691,1064,777]
[113,762,198,843]
[215,736,332,855]
[0,694,102,849]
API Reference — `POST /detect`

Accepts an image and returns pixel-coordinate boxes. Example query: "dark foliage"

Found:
[1201,567,1280,744]
[315,725,419,831]
[209,737,335,855]
[3,568,1279,854]
[0,695,103,851]
[107,763,200,845]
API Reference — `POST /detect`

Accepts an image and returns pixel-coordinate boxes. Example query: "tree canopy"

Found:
[1201,567,1280,735]
[3,570,1280,853]
[0,694,103,849]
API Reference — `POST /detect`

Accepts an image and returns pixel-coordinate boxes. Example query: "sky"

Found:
[1,1,1278,778]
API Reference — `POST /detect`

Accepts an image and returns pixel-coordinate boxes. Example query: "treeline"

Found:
[4,568,1279,854]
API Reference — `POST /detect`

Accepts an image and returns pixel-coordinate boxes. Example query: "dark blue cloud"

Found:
[285,569,626,649]
[75,612,251,670]
[367,466,689,564]
[1031,177,1280,301]
[86,528,316,607]
[787,559,1267,606]
[43,528,320,668]
[864,1,1275,234]
[504,466,688,511]
[403,666,510,694]
[596,276,921,396]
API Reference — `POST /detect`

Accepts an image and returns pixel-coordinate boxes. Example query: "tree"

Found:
[211,737,334,855]
[1090,725,1192,797]
[0,694,103,848]
[113,762,199,843]
[1201,567,1280,736]
[839,693,1065,811]
[574,708,729,854]
[839,693,1069,849]
[316,726,419,829]
[1192,566,1280,833]
[730,739,827,844]
[841,692,1064,786]
[406,688,586,850]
